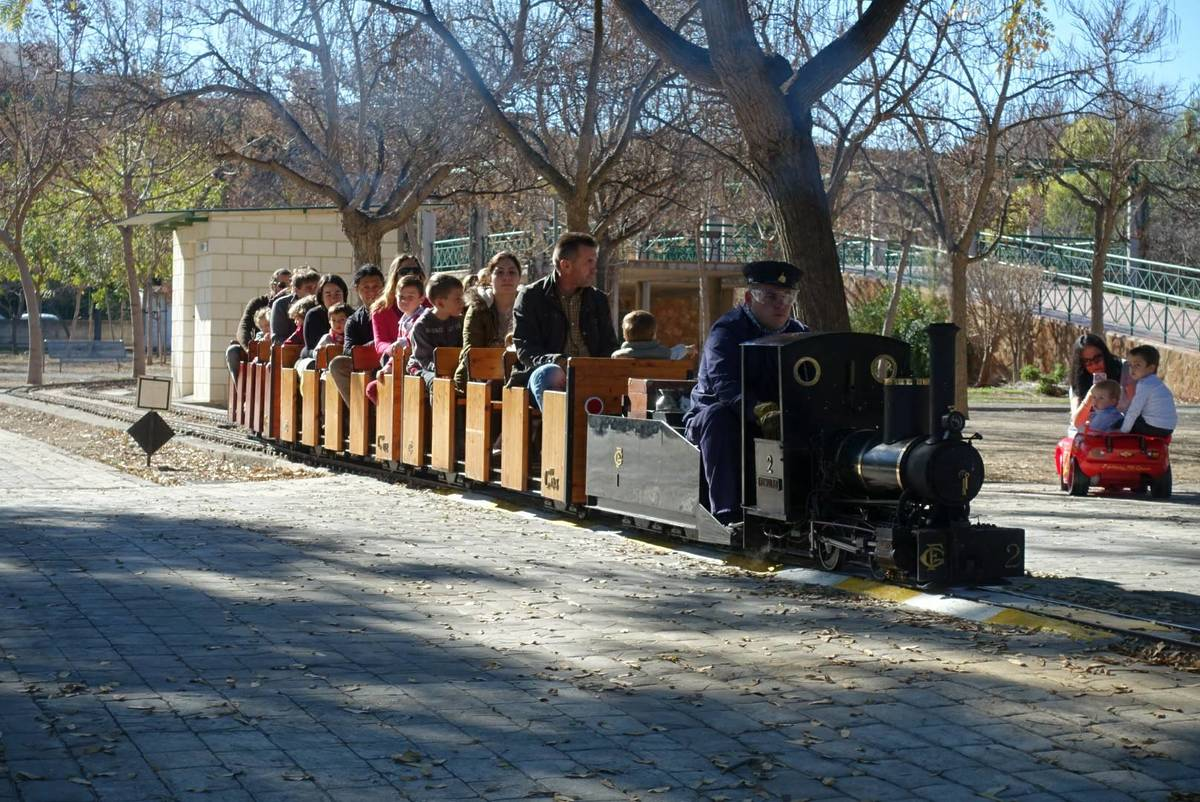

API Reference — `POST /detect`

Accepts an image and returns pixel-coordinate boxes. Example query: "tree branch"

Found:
[611,0,720,88]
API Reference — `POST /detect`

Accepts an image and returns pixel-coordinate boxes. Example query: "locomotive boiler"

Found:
[585,324,1025,586]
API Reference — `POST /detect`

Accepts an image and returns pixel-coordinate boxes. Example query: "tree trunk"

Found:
[745,110,849,331]
[144,270,155,364]
[949,250,969,415]
[9,245,44,385]
[70,285,83,340]
[341,210,385,269]
[882,233,913,337]
[121,225,147,377]
[1089,209,1117,335]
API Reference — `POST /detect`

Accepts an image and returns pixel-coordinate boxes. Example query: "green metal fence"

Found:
[432,237,470,272]
[979,234,1200,348]
[429,227,1200,348]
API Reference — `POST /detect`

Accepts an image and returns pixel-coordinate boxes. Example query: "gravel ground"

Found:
[0,400,320,485]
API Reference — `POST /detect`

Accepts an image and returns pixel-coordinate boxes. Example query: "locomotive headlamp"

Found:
[942,410,966,435]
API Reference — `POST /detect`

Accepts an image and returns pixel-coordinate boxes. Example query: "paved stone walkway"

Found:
[1,430,1198,801]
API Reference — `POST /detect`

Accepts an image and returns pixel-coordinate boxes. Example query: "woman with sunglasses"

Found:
[369,254,431,364]
[1068,333,1133,435]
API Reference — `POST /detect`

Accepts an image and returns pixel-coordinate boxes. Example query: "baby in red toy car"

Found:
[1086,379,1124,432]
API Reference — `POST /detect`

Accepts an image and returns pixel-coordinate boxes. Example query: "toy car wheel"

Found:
[1068,459,1090,497]
[1150,467,1172,500]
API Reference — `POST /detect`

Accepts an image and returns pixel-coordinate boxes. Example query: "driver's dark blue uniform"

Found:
[683,262,807,524]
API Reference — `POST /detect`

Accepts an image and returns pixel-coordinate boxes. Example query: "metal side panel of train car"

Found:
[585,415,731,546]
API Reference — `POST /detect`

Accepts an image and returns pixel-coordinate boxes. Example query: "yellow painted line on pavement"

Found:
[984,608,1102,640]
[836,576,924,603]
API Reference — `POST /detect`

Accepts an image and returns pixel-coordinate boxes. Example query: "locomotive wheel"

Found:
[815,537,843,571]
[1068,459,1090,497]
[1150,467,1173,500]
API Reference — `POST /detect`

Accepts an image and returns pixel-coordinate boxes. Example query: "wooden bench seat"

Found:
[348,345,379,457]
[275,345,302,444]
[463,348,516,482]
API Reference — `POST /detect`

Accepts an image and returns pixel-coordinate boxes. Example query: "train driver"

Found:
[683,260,808,526]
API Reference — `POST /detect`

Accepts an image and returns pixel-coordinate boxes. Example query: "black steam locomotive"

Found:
[584,324,1025,586]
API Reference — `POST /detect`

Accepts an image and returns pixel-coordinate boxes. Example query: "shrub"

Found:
[1037,376,1066,397]
[849,287,949,377]
[1019,364,1042,382]
[1050,362,1067,382]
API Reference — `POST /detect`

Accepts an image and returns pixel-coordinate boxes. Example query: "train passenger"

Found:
[283,295,319,347]
[1068,333,1133,436]
[510,232,619,410]
[1084,380,1124,432]
[225,267,290,378]
[406,274,466,394]
[327,264,385,406]
[610,310,697,361]
[611,310,671,359]
[363,262,430,406]
[372,275,427,367]
[253,308,270,341]
[270,267,320,346]
[683,261,808,526]
[299,274,349,358]
[453,251,522,393]
[1119,345,1177,437]
[316,303,353,350]
[370,257,428,360]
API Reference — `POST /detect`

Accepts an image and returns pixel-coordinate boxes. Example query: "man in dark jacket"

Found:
[683,261,808,525]
[511,232,618,409]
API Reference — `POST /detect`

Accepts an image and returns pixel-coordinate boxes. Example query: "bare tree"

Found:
[967,261,1042,385]
[611,0,909,330]
[0,4,85,385]
[1038,0,1176,334]
[871,0,1079,409]
[160,0,476,266]
[69,0,214,378]
[372,0,695,296]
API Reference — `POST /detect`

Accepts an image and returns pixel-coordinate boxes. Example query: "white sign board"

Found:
[136,377,172,411]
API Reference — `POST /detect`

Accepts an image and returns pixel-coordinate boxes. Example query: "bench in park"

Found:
[43,339,128,370]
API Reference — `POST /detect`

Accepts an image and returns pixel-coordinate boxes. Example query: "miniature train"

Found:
[230,322,1024,586]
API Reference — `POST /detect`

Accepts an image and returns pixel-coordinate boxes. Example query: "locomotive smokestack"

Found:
[926,322,958,442]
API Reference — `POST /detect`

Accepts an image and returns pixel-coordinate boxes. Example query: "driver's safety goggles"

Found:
[749,288,798,307]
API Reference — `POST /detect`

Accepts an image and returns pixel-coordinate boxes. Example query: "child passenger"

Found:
[1085,379,1123,432]
[253,308,271,341]
[610,310,698,361]
[316,302,352,350]
[283,296,318,346]
[1120,345,1177,436]
[406,274,465,393]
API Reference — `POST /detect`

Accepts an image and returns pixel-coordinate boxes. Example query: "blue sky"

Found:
[1049,1,1199,94]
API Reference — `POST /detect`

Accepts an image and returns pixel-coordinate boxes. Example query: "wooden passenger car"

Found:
[228,344,692,512]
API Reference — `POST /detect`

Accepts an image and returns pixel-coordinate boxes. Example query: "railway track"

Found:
[11,380,1200,652]
[955,586,1200,649]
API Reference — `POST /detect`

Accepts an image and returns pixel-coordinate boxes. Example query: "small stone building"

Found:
[123,207,425,405]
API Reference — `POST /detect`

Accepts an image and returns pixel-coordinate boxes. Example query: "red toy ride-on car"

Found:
[1055,431,1172,499]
